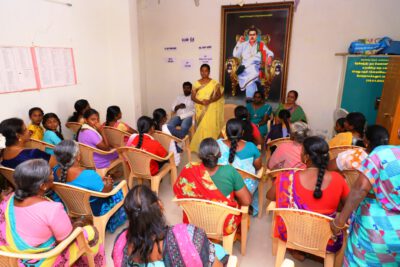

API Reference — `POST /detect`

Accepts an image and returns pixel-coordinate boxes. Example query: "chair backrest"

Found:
[266,137,291,158]
[329,145,364,159]
[273,208,333,258]
[65,122,82,134]
[52,182,93,217]
[265,167,302,180]
[103,126,130,147]
[117,147,153,177]
[0,166,16,188]
[77,142,96,169]
[342,170,359,187]
[25,139,55,152]
[153,131,175,151]
[232,165,264,181]
[0,227,91,266]
[173,198,241,240]
[224,104,237,125]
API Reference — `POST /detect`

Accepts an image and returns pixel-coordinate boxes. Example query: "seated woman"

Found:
[0,118,53,169]
[266,109,291,143]
[329,125,388,172]
[267,121,310,170]
[174,138,251,236]
[153,108,181,166]
[104,105,136,134]
[0,159,105,266]
[267,136,349,259]
[126,116,168,176]
[113,185,230,267]
[329,112,366,148]
[246,91,272,137]
[275,90,307,123]
[77,108,119,169]
[53,140,126,233]
[42,113,64,155]
[217,118,261,216]
[67,99,90,123]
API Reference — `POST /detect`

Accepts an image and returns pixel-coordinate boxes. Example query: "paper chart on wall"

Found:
[0,47,38,94]
[34,47,77,88]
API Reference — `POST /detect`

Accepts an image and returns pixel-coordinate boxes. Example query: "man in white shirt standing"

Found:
[233,26,274,100]
[167,82,195,139]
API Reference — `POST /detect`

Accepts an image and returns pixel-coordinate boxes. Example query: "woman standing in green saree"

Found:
[275,90,307,123]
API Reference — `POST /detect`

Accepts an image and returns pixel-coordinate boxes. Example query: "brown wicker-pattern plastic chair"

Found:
[65,122,82,134]
[224,104,237,125]
[116,147,177,194]
[258,167,302,218]
[342,170,360,188]
[329,145,364,159]
[265,137,291,159]
[102,126,132,148]
[25,138,55,152]
[0,166,16,188]
[153,130,191,164]
[272,208,347,267]
[0,227,97,267]
[173,197,249,255]
[77,142,123,177]
[52,180,128,242]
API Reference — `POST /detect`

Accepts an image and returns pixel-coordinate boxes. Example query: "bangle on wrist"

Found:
[332,218,346,230]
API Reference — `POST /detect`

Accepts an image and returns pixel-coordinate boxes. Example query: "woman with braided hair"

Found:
[126,116,168,175]
[52,140,126,233]
[217,119,262,216]
[267,136,349,260]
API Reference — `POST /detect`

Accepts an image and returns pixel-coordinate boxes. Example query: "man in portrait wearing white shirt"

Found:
[233,26,274,100]
[167,81,195,139]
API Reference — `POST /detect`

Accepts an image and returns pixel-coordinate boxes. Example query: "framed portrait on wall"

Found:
[220,2,294,105]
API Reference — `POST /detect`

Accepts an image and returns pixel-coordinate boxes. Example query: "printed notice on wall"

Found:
[0,47,38,94]
[34,47,77,88]
[181,59,193,69]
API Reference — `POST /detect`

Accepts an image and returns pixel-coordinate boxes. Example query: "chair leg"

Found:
[186,141,191,163]
[222,232,236,255]
[275,239,286,267]
[240,214,248,255]
[272,237,278,256]
[170,164,177,187]
[85,253,96,267]
[258,180,265,218]
[151,177,161,195]
[324,253,335,267]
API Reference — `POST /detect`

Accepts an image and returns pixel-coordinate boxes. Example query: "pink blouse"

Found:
[14,201,72,247]
[268,141,306,170]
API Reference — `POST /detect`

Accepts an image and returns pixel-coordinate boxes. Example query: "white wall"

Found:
[138,0,400,135]
[0,0,141,137]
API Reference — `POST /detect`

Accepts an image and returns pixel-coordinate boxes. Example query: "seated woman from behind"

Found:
[77,108,119,169]
[329,112,366,148]
[53,140,126,233]
[267,136,349,258]
[0,118,53,168]
[0,159,105,266]
[67,99,90,123]
[113,185,230,267]
[104,105,136,134]
[217,118,261,216]
[42,113,64,155]
[153,108,181,166]
[268,121,310,170]
[266,109,291,142]
[174,138,251,236]
[126,116,168,175]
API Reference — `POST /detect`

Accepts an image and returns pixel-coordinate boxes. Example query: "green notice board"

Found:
[341,56,389,124]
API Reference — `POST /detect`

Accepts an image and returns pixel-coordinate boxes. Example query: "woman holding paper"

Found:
[190,64,224,153]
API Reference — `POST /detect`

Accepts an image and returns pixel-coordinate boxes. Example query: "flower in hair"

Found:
[0,134,5,149]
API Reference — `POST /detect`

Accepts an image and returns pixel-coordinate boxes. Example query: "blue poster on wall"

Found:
[341,56,389,124]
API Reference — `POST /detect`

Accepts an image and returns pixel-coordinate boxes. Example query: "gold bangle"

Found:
[332,219,346,230]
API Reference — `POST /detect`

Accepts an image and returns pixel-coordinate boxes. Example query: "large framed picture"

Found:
[220,2,294,105]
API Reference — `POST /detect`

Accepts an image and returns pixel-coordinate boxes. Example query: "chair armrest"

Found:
[240,205,249,214]
[89,180,128,198]
[266,201,276,211]
[16,227,84,259]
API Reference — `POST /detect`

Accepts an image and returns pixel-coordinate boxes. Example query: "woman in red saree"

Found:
[173,138,251,236]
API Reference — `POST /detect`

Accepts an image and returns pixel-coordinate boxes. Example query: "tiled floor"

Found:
[104,153,323,267]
